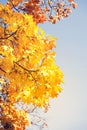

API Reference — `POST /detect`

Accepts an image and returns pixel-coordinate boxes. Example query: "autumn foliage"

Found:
[7,0,77,23]
[0,0,76,130]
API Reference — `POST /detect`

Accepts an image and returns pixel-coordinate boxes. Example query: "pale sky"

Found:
[1,0,87,130]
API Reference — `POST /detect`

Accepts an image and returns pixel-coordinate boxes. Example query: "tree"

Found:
[0,0,77,130]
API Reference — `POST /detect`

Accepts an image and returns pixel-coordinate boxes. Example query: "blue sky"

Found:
[0,0,87,130]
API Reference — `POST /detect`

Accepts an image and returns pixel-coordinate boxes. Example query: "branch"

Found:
[0,30,18,40]
[29,106,37,113]
[29,113,45,121]
[10,0,20,12]
[0,68,6,73]
[14,61,39,73]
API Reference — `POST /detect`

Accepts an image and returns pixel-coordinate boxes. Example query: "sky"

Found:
[0,0,87,130]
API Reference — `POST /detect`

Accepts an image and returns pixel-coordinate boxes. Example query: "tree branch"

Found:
[14,61,39,73]
[0,30,18,40]
[0,68,6,73]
